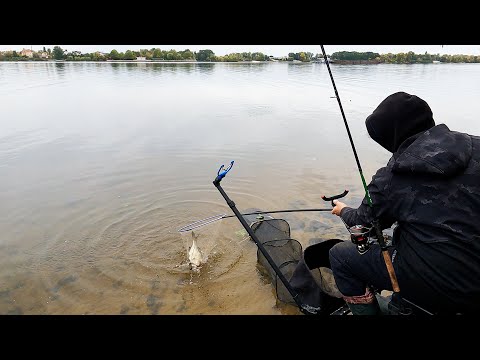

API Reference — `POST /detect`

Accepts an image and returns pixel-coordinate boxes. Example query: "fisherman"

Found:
[328,91,480,315]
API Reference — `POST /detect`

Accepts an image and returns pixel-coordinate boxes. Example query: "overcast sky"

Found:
[2,45,480,56]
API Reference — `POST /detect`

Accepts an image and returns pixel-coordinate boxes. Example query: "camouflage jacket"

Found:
[340,124,480,312]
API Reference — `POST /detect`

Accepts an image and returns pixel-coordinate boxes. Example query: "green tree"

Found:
[241,52,252,61]
[181,50,194,60]
[196,49,215,61]
[153,49,162,59]
[406,51,415,63]
[224,53,242,62]
[52,46,65,60]
[124,50,135,60]
[252,52,265,61]
[331,51,380,61]
[110,49,120,60]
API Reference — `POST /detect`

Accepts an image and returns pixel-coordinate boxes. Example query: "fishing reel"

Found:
[322,190,372,254]
[347,224,373,255]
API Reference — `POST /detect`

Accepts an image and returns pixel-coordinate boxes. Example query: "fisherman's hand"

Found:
[331,200,347,216]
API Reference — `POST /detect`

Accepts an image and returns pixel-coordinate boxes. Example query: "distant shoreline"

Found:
[3,47,480,64]
[2,60,479,65]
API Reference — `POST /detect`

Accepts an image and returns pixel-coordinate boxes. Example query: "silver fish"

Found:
[188,231,203,270]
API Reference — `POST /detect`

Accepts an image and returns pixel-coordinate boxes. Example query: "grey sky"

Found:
[2,45,480,56]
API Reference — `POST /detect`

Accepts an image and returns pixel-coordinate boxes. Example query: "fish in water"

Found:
[188,231,203,270]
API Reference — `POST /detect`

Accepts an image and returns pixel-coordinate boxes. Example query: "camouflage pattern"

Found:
[340,124,480,313]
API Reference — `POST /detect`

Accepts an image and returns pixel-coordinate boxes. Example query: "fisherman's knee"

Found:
[329,241,356,271]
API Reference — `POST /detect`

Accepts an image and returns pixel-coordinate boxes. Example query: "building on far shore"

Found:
[20,49,34,58]
[136,56,146,61]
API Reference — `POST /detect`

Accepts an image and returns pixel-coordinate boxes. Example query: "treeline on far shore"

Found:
[331,51,480,64]
[1,47,480,64]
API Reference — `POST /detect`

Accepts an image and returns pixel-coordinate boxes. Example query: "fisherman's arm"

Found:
[332,166,395,228]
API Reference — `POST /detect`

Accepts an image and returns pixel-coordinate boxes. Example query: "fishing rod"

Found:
[320,45,401,294]
[178,208,333,233]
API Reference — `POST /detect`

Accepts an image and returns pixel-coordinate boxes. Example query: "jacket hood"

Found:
[366,92,435,153]
[392,124,472,177]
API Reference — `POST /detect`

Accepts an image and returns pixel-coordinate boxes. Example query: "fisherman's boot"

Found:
[346,301,381,315]
[344,288,381,315]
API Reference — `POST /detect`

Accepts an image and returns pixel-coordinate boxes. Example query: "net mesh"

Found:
[251,218,346,313]
[251,219,302,304]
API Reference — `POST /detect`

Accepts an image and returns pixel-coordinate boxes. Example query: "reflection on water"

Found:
[1,62,480,314]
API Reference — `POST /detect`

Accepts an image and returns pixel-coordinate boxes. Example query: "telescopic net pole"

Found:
[213,173,315,314]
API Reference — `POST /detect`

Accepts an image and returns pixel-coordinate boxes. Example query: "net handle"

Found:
[177,214,227,232]
[177,208,333,233]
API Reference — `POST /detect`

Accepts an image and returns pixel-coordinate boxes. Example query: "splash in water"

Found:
[188,231,203,271]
